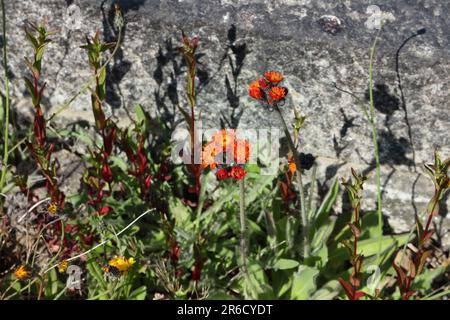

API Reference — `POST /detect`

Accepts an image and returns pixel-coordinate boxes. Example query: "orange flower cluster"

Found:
[202,129,250,181]
[248,71,287,105]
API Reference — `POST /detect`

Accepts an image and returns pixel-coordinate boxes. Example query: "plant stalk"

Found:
[368,29,383,263]
[239,178,248,274]
[0,0,10,195]
[275,105,309,259]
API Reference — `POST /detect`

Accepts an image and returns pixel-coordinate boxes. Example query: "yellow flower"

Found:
[57,260,68,273]
[14,265,30,280]
[108,256,136,272]
[48,202,58,215]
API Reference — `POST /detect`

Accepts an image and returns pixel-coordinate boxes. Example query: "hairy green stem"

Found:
[194,172,209,233]
[0,0,10,194]
[239,178,248,267]
[275,105,309,259]
[368,29,383,263]
[238,178,249,283]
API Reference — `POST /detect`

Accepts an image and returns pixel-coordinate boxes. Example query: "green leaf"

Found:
[25,29,38,48]
[109,155,128,172]
[243,261,274,299]
[290,266,319,300]
[176,103,194,133]
[207,291,238,300]
[311,280,340,300]
[273,258,299,270]
[135,104,146,125]
[98,67,107,87]
[24,77,37,105]
[170,198,192,229]
[45,269,60,298]
[86,259,107,291]
[311,216,336,251]
[330,234,410,262]
[311,179,339,224]
[128,286,147,300]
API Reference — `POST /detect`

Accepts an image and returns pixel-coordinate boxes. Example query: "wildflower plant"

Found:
[393,152,450,300]
[249,71,309,259]
[23,22,65,209]
[339,169,367,300]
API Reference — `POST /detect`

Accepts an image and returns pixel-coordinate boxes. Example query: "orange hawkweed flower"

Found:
[212,129,236,153]
[230,166,246,180]
[201,141,218,169]
[203,130,251,179]
[269,86,286,101]
[248,80,263,100]
[288,161,296,174]
[234,139,250,164]
[14,265,31,280]
[288,155,296,174]
[264,71,284,84]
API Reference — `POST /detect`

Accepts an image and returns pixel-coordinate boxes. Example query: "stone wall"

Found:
[2,0,450,246]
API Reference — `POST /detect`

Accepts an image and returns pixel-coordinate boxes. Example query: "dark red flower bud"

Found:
[33,108,46,147]
[101,161,113,183]
[230,166,246,180]
[191,261,202,281]
[258,77,269,89]
[99,206,111,216]
[137,141,148,175]
[170,242,181,264]
[144,174,152,190]
[103,126,116,157]
[215,168,229,181]
[65,224,78,234]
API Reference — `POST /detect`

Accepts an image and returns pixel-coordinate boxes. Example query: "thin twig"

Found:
[368,28,384,264]
[17,197,50,223]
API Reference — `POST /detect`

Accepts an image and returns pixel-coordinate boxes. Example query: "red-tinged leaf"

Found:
[409,259,417,278]
[417,250,432,275]
[338,277,355,300]
[354,254,364,274]
[426,196,439,216]
[351,167,358,180]
[354,291,365,300]
[422,229,435,244]
[403,290,415,300]
[393,263,407,288]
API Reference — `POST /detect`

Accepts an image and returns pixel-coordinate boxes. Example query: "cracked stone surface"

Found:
[2,0,449,247]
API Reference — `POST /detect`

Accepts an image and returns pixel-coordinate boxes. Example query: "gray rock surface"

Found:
[2,0,450,246]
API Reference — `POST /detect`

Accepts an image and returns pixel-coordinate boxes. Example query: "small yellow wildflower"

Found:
[57,260,68,273]
[108,256,136,272]
[47,202,58,215]
[14,265,30,280]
